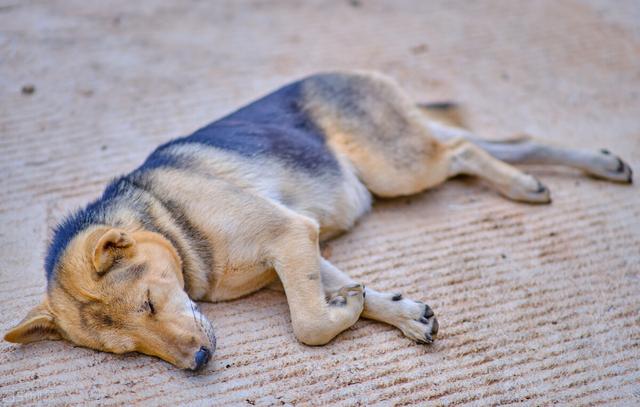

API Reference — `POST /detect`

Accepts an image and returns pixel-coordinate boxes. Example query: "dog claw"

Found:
[431,318,439,335]
[423,305,435,318]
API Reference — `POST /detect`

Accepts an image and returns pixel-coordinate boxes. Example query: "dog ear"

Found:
[91,228,136,274]
[4,300,61,343]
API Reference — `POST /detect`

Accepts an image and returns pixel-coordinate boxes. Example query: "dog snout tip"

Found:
[192,346,212,371]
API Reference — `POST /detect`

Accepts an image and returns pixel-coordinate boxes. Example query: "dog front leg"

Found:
[319,259,439,344]
[269,217,364,345]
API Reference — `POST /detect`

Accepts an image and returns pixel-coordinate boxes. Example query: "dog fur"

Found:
[4,71,633,370]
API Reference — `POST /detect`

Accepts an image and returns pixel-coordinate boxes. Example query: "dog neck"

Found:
[120,176,214,300]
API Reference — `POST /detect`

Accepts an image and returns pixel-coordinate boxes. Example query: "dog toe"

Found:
[393,299,438,344]
[589,150,633,183]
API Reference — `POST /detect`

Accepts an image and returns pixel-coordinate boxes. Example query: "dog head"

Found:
[4,226,216,370]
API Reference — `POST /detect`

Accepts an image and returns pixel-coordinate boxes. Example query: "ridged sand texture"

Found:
[1,1,639,405]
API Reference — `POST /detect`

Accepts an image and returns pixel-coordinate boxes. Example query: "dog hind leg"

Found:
[437,137,553,203]
[301,72,555,201]
[427,121,633,183]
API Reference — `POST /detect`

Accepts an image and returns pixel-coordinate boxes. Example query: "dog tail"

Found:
[416,102,468,129]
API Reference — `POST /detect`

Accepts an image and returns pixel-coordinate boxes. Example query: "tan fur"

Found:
[302,72,446,197]
[35,227,214,369]
[5,71,632,369]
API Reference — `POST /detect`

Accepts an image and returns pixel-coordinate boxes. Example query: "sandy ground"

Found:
[1,0,639,405]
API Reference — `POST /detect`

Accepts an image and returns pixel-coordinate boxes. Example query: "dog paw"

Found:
[392,297,439,344]
[505,174,552,204]
[326,283,365,329]
[589,149,633,184]
[328,283,364,307]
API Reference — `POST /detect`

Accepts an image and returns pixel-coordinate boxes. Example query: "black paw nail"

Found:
[600,149,610,155]
[536,181,547,194]
[431,318,439,335]
[423,305,434,318]
[391,293,402,301]
[616,158,625,173]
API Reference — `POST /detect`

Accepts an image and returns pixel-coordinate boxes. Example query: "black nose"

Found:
[193,346,211,371]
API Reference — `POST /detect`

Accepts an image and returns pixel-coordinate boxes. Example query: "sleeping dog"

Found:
[4,71,633,370]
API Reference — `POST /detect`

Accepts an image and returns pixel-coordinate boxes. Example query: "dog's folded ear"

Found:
[91,228,136,274]
[4,300,61,344]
